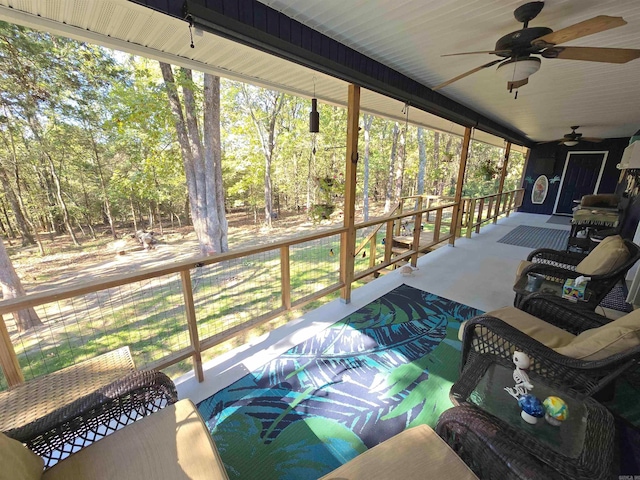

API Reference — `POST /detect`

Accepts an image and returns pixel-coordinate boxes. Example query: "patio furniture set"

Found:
[3,234,640,479]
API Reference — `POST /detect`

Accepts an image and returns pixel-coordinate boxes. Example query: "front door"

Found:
[553,151,608,215]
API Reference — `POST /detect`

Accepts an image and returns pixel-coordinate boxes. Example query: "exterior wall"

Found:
[519,138,629,215]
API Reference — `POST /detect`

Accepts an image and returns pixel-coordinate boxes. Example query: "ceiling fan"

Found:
[538,126,603,146]
[433,1,640,92]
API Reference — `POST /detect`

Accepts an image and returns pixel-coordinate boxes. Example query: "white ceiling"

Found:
[2,0,638,147]
[259,0,640,142]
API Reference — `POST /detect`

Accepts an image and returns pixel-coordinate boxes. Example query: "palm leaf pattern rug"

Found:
[198,284,483,479]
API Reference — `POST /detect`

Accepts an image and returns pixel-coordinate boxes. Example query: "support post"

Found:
[0,314,23,387]
[434,208,442,243]
[495,142,511,223]
[340,84,360,303]
[180,270,203,382]
[449,127,472,245]
[280,245,291,310]
[369,233,377,270]
[384,219,394,263]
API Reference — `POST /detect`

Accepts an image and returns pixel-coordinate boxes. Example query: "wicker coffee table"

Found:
[0,346,135,434]
[445,355,615,480]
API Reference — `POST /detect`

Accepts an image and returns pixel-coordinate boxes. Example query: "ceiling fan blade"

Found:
[537,139,563,144]
[532,15,627,48]
[507,78,528,90]
[433,59,503,90]
[542,46,640,63]
[442,50,511,57]
[581,137,604,143]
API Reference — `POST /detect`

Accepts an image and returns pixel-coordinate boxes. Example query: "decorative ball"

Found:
[543,396,568,426]
[518,394,545,424]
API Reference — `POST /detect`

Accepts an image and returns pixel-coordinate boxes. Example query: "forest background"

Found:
[0,21,524,296]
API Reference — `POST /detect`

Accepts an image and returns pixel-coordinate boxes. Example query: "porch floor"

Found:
[175,212,570,403]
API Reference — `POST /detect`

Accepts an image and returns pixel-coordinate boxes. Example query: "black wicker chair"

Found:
[460,297,640,397]
[515,238,640,310]
[3,369,178,468]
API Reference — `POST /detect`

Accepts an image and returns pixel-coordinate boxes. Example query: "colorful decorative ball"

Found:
[543,396,568,426]
[518,394,545,424]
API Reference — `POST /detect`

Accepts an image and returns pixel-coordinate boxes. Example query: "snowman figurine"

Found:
[504,351,534,400]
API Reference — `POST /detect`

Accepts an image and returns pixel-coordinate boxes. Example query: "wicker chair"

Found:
[3,369,178,469]
[514,237,640,309]
[460,296,640,397]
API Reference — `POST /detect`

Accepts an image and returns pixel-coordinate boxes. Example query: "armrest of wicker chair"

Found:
[527,248,585,267]
[518,293,611,334]
[436,406,564,480]
[461,315,639,397]
[5,369,178,468]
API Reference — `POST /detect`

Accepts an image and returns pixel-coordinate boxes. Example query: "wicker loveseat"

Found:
[2,368,229,480]
[514,235,640,309]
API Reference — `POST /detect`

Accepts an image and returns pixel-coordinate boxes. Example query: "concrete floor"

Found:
[175,212,571,403]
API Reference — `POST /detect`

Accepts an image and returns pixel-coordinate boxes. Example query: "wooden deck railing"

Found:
[0,189,523,389]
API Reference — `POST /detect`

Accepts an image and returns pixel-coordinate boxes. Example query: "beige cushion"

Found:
[318,424,478,480]
[43,399,228,480]
[0,431,44,480]
[515,260,533,284]
[576,235,629,275]
[555,309,640,360]
[484,306,576,349]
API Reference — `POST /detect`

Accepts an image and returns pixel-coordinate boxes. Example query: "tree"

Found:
[417,127,427,195]
[241,86,285,227]
[384,122,400,213]
[362,114,373,221]
[159,63,228,254]
[0,238,41,331]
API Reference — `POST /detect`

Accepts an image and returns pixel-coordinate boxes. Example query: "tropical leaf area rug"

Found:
[197,284,483,480]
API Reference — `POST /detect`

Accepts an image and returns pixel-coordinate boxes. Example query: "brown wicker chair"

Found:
[460,296,640,397]
[514,237,640,310]
[3,369,178,468]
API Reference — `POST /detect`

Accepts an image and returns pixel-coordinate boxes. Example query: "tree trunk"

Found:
[433,132,441,194]
[88,130,117,239]
[394,123,406,204]
[417,127,427,195]
[362,114,373,221]
[0,167,34,245]
[0,238,42,331]
[384,123,400,213]
[46,153,79,246]
[1,202,15,239]
[203,74,228,252]
[160,63,228,254]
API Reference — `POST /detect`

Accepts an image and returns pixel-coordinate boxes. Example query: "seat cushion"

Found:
[318,424,478,480]
[515,260,533,285]
[576,235,629,275]
[580,194,619,208]
[42,399,228,480]
[0,432,44,480]
[555,308,640,360]
[483,306,576,349]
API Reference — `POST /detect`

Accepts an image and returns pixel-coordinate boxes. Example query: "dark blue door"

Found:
[555,152,606,214]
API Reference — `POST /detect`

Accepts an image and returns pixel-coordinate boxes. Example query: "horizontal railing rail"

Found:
[0,189,523,389]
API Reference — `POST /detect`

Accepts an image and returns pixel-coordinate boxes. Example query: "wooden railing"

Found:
[0,189,523,389]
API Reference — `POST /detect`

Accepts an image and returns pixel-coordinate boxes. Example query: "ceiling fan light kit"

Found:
[434,1,640,92]
[563,140,579,147]
[496,57,541,82]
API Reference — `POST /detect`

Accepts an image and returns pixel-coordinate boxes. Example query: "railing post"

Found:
[493,194,501,224]
[466,199,476,238]
[476,198,484,234]
[280,245,291,310]
[369,234,377,270]
[0,314,24,387]
[340,84,360,303]
[384,219,394,263]
[434,208,442,243]
[180,270,203,383]
[411,198,423,266]
[394,201,404,236]
[449,126,472,245]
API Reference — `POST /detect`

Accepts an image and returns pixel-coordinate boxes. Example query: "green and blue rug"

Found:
[197,284,483,479]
